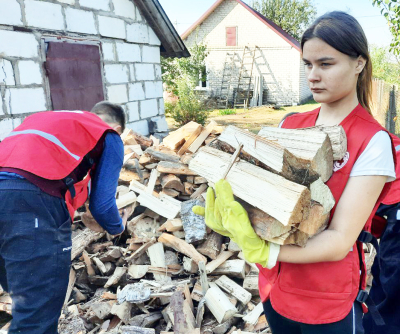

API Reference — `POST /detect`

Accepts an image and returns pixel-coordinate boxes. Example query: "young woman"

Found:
[195,11,396,334]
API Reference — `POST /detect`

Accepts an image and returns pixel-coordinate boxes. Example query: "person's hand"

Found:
[214,179,280,269]
[192,187,234,238]
[81,203,105,233]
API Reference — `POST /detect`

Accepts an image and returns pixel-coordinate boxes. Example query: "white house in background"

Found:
[181,0,312,107]
[0,0,189,139]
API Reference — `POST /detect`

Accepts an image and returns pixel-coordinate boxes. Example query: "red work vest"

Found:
[0,110,115,218]
[257,104,395,324]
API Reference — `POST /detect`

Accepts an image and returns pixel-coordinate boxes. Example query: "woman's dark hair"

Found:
[91,101,126,132]
[301,11,372,113]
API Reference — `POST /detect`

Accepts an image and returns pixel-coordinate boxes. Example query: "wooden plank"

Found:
[116,191,137,209]
[63,269,76,306]
[198,261,209,295]
[158,233,207,264]
[147,243,167,281]
[177,124,204,156]
[187,120,217,153]
[145,169,159,194]
[126,238,157,263]
[104,267,127,288]
[258,126,333,182]
[189,146,311,226]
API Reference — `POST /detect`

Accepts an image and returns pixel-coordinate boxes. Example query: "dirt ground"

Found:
[166,101,320,133]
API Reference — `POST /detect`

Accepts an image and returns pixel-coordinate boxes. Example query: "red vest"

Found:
[0,110,115,218]
[257,104,395,324]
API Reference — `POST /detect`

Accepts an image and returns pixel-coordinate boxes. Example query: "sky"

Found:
[158,0,393,48]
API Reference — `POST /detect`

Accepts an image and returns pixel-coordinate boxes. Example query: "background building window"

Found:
[226,27,237,46]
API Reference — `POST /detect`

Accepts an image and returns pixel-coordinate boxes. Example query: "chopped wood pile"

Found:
[0,120,356,334]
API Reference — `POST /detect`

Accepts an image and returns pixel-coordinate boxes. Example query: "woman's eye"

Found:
[304,63,312,67]
[321,63,331,67]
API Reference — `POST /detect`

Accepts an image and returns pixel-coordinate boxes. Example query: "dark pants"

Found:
[0,179,72,334]
[363,203,400,334]
[263,299,364,334]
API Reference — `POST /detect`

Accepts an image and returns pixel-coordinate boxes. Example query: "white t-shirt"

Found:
[278,122,395,182]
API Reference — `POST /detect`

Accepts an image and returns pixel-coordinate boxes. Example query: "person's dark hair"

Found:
[91,101,126,132]
[301,11,372,113]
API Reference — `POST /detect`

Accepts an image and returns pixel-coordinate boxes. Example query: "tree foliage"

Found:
[161,44,208,96]
[372,0,400,55]
[251,0,317,41]
[370,45,400,85]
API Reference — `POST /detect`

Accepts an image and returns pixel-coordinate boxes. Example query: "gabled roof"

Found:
[181,0,300,52]
[133,0,190,58]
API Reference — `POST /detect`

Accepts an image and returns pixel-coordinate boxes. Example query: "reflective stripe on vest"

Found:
[6,130,81,161]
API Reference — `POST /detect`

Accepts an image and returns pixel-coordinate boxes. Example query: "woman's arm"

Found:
[277,174,387,264]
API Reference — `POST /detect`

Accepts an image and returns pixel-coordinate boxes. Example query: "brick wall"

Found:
[0,0,167,138]
[184,0,313,105]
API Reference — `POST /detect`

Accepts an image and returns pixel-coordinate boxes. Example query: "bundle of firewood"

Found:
[0,120,348,334]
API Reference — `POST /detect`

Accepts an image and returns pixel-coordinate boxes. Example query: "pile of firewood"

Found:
[0,120,352,334]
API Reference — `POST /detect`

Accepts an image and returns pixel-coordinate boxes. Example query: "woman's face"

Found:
[302,37,365,105]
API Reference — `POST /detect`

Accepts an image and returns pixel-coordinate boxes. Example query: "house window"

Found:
[226,27,237,46]
[45,41,104,111]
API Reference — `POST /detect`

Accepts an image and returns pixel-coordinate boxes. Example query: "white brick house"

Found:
[182,0,312,106]
[0,0,189,139]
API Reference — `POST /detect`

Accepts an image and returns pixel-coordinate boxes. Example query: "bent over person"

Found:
[0,102,129,333]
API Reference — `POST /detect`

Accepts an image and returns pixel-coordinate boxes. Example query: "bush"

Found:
[167,77,208,126]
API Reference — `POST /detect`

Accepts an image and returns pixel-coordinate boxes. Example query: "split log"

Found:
[161,188,180,198]
[242,302,263,326]
[197,232,223,260]
[205,283,238,324]
[180,153,193,165]
[126,238,157,263]
[258,126,333,182]
[183,182,195,195]
[145,169,159,194]
[243,274,259,296]
[163,121,202,151]
[183,256,198,274]
[129,312,163,328]
[121,128,139,146]
[63,269,76,306]
[104,267,127,288]
[128,265,149,279]
[205,251,235,274]
[145,148,180,163]
[120,169,150,182]
[194,177,207,184]
[215,275,252,305]
[218,125,328,184]
[158,233,207,264]
[157,161,197,176]
[210,259,246,279]
[161,174,184,192]
[245,203,292,241]
[158,218,183,232]
[137,192,181,219]
[189,146,311,226]
[198,261,209,295]
[299,125,347,160]
[181,199,207,244]
[82,251,96,276]
[187,120,217,153]
[72,228,105,260]
[177,124,204,156]
[147,243,168,281]
[190,183,207,200]
[310,178,335,214]
[116,192,137,209]
[111,302,133,324]
[139,153,158,166]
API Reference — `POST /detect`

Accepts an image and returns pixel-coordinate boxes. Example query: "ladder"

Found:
[218,52,238,108]
[253,46,284,106]
[234,46,257,109]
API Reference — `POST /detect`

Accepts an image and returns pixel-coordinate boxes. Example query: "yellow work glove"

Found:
[214,179,280,269]
[192,187,234,238]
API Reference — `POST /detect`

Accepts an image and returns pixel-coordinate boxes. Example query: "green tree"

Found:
[370,45,400,85]
[251,0,317,41]
[161,44,208,95]
[372,0,400,55]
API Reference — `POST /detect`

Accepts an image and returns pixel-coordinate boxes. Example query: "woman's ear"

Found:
[355,56,367,74]
[113,124,122,135]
